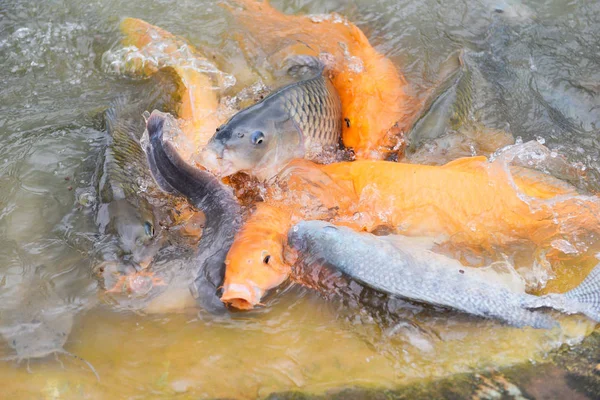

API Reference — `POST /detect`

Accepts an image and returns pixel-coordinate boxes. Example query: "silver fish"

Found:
[288,221,600,329]
[202,56,342,179]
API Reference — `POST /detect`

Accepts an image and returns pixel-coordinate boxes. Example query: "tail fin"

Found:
[60,350,100,382]
[564,263,600,322]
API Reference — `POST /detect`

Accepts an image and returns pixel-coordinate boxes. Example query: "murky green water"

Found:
[1,0,599,398]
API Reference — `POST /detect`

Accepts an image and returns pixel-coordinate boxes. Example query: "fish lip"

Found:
[221,283,264,310]
[217,155,240,177]
[198,146,240,177]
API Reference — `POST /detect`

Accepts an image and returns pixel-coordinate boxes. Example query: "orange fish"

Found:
[119,18,228,159]
[224,0,420,159]
[221,154,600,309]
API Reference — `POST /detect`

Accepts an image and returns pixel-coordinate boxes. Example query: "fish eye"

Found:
[263,255,271,264]
[144,221,155,237]
[251,131,265,145]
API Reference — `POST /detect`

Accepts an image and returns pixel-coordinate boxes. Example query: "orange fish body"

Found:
[225,0,418,158]
[119,18,225,156]
[222,156,600,309]
[321,157,592,247]
[221,203,291,310]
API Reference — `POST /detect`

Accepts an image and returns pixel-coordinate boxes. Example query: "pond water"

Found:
[0,0,599,398]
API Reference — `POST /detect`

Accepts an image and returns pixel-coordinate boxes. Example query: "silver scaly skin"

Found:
[202,56,342,180]
[289,221,600,329]
[281,74,342,152]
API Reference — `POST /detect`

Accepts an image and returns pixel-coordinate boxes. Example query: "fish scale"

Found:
[283,77,342,146]
[204,56,342,179]
[289,221,600,329]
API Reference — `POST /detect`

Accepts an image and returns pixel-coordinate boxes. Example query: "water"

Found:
[0,0,599,398]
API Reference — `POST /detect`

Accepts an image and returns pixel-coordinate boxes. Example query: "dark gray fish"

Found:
[462,19,600,190]
[202,56,342,179]
[406,51,476,154]
[92,99,164,284]
[288,221,600,329]
[143,110,242,314]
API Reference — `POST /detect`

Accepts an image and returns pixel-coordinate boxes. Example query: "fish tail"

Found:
[146,112,165,143]
[563,263,600,322]
[143,112,178,194]
[59,350,100,382]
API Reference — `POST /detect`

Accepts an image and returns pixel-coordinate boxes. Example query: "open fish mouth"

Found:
[221,283,264,310]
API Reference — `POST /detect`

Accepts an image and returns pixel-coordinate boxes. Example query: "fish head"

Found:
[104,197,161,269]
[221,208,291,310]
[288,220,341,252]
[287,220,350,270]
[201,102,303,179]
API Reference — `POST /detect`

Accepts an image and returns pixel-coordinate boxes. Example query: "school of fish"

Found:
[95,1,600,330]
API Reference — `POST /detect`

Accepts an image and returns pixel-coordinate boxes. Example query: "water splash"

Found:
[102,43,235,90]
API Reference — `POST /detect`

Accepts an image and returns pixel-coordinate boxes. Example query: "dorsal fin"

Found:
[285,55,325,80]
[510,165,578,199]
[441,155,488,171]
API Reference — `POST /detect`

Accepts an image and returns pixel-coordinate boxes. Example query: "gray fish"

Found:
[93,99,163,277]
[202,56,342,179]
[0,266,99,380]
[406,51,476,155]
[288,221,600,329]
[144,110,242,314]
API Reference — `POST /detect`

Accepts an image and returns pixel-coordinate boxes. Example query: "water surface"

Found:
[1,0,599,398]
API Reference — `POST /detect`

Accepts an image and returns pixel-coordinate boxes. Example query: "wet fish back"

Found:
[279,74,342,151]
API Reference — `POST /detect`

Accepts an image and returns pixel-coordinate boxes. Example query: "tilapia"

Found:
[202,55,342,180]
[288,221,600,329]
[143,110,242,313]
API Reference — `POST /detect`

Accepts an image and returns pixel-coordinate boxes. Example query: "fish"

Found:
[143,110,243,314]
[95,15,233,296]
[0,266,99,380]
[288,220,600,329]
[93,99,164,283]
[202,55,342,180]
[118,18,232,160]
[221,153,600,309]
[405,50,516,165]
[406,51,476,154]
[223,0,420,159]
[220,159,359,310]
[220,203,292,310]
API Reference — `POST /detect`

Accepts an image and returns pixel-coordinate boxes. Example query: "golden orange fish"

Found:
[224,0,420,159]
[120,18,227,159]
[222,155,600,309]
